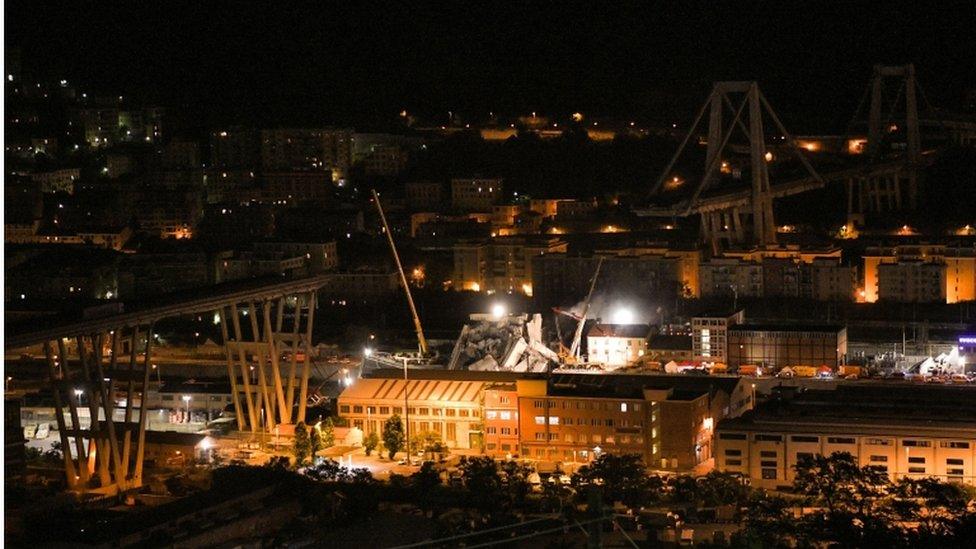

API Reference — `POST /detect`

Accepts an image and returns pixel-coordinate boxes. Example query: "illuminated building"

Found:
[692,310,744,364]
[726,324,847,369]
[517,374,751,470]
[483,383,520,457]
[716,385,976,488]
[338,377,486,451]
[452,236,567,294]
[586,324,651,367]
[339,370,750,471]
[528,198,571,219]
[863,245,975,303]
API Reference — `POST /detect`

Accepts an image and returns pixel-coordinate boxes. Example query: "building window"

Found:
[726,459,742,466]
[535,433,546,440]
[353,405,363,414]
[908,457,926,464]
[620,403,628,412]
[486,427,497,434]
[902,440,931,447]
[908,467,926,474]
[760,460,778,467]
[724,449,742,456]
[761,468,777,480]
[947,458,964,466]
[487,443,496,450]
[459,409,469,417]
[500,411,512,420]
[446,423,456,441]
[366,406,376,414]
[870,455,888,462]
[791,435,819,443]
[869,465,888,473]
[339,405,350,413]
[379,406,390,414]
[760,450,777,458]
[419,408,429,416]
[604,419,614,427]
[486,411,498,419]
[501,444,511,451]
[827,437,855,444]
[445,409,456,417]
[549,417,560,425]
[501,427,511,435]
[720,433,747,440]
[548,433,559,441]
[941,441,971,449]
[393,407,403,415]
[535,416,546,425]
[754,434,782,442]
[796,452,815,462]
[865,438,891,446]
[592,434,602,443]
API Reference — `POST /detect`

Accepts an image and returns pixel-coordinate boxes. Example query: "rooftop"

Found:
[588,323,652,339]
[730,323,846,333]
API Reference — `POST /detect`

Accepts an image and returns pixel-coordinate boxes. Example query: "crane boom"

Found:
[372,189,429,355]
[569,257,603,360]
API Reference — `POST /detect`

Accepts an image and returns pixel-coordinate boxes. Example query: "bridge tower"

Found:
[651,81,821,252]
[217,291,319,435]
[42,327,158,494]
[849,64,923,219]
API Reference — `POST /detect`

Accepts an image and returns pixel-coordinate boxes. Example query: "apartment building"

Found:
[716,385,976,489]
[453,236,567,295]
[483,383,520,458]
[692,310,745,364]
[451,178,503,211]
[863,244,976,304]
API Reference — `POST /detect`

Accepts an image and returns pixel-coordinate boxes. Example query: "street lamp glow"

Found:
[491,303,507,320]
[363,347,373,357]
[73,389,83,398]
[612,308,636,324]
[182,395,191,403]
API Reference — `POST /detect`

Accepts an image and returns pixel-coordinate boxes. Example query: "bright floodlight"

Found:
[612,308,636,324]
[491,303,507,320]
[364,347,373,357]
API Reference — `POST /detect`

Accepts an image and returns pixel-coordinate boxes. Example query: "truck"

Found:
[838,365,863,379]
[737,365,760,376]
[792,365,818,378]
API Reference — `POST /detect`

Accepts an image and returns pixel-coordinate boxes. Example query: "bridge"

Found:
[5,275,331,494]
[636,64,952,250]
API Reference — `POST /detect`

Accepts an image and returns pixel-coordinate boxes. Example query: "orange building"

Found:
[483,383,520,458]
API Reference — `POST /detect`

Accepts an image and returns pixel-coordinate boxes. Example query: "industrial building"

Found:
[715,385,976,489]
[726,324,847,369]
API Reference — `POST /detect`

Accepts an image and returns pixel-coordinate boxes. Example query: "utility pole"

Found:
[403,357,411,464]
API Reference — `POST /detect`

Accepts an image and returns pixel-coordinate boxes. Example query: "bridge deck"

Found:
[4,274,333,350]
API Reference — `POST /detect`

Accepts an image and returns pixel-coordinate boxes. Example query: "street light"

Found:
[491,303,507,320]
[182,395,192,423]
[612,308,636,324]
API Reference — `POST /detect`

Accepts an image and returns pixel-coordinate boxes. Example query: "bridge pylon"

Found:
[649,81,822,252]
[848,64,924,218]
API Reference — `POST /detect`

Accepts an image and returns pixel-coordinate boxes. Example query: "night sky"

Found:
[7,3,976,131]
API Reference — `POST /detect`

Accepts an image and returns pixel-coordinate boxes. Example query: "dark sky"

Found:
[7,2,976,131]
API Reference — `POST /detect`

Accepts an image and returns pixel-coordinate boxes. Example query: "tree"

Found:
[500,460,534,509]
[309,426,322,459]
[458,456,503,511]
[382,414,405,460]
[321,417,336,448]
[792,452,900,547]
[364,431,379,456]
[731,490,796,549]
[293,421,311,467]
[571,453,651,507]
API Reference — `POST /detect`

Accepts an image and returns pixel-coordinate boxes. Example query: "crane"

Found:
[554,257,603,364]
[371,189,429,356]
